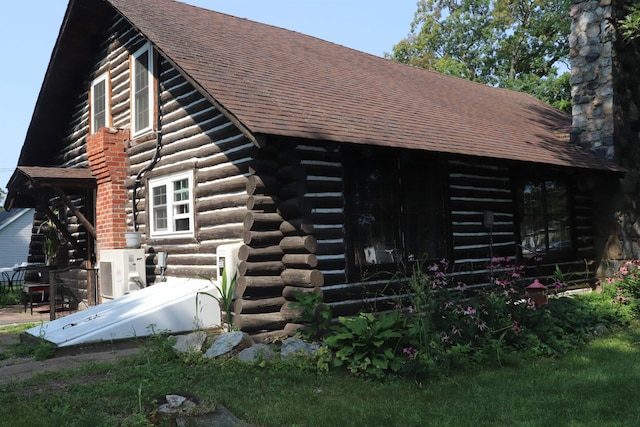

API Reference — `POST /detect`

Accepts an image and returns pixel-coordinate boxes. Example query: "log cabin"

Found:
[2,0,627,338]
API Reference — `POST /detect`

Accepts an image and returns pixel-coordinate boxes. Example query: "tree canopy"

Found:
[387,0,572,112]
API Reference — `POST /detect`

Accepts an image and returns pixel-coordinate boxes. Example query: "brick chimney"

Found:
[86,128,131,251]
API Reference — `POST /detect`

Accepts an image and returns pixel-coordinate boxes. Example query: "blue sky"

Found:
[0,0,418,194]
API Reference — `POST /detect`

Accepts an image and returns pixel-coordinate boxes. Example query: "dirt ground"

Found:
[0,305,140,384]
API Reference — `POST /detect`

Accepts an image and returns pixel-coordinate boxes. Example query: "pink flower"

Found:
[512,321,521,333]
[452,326,461,336]
[444,301,454,309]
[463,306,476,315]
[477,321,488,331]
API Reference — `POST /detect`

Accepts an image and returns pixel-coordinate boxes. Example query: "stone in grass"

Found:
[172,331,208,354]
[280,337,320,360]
[237,343,276,364]
[205,331,254,358]
[157,394,196,414]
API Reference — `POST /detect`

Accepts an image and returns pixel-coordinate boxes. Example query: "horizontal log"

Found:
[243,230,284,246]
[282,286,322,301]
[198,194,249,211]
[279,218,314,235]
[306,179,343,193]
[248,158,280,175]
[246,175,279,196]
[236,276,286,297]
[313,227,344,240]
[280,235,318,254]
[283,323,306,337]
[277,197,312,219]
[234,312,287,332]
[280,302,303,322]
[247,195,277,211]
[195,175,247,197]
[281,269,324,287]
[310,211,344,225]
[282,253,318,268]
[238,260,285,276]
[279,181,307,200]
[238,245,283,262]
[315,241,346,256]
[198,223,244,241]
[276,165,307,184]
[250,329,289,343]
[244,212,284,231]
[234,296,287,314]
[199,209,247,228]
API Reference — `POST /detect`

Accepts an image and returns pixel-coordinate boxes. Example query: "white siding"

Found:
[0,209,34,267]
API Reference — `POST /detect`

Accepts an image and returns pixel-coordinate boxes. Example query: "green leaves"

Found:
[324,312,407,379]
[387,0,572,112]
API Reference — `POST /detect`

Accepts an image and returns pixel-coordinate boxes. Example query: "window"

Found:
[519,178,572,259]
[344,147,445,280]
[131,43,154,136]
[149,171,194,237]
[91,73,109,132]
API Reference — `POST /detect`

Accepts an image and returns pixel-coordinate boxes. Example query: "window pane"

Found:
[402,155,444,261]
[93,80,106,130]
[173,179,190,202]
[153,186,167,206]
[154,207,168,231]
[545,180,571,252]
[347,149,400,272]
[519,179,571,256]
[134,50,150,131]
[174,218,190,231]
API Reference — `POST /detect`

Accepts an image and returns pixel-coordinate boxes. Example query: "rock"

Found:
[237,343,275,363]
[166,394,187,408]
[172,331,207,354]
[157,394,196,414]
[280,337,320,359]
[204,331,254,358]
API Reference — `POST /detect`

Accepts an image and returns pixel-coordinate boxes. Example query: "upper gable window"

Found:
[131,43,155,136]
[91,72,110,133]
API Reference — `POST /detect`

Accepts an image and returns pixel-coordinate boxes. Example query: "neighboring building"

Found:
[0,208,33,268]
[3,0,623,338]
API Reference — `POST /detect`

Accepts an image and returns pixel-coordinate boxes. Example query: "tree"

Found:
[387,0,572,112]
[620,5,640,41]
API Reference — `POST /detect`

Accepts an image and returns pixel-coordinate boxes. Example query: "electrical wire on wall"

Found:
[132,81,164,231]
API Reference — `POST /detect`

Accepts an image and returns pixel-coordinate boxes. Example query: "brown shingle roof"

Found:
[92,1,618,171]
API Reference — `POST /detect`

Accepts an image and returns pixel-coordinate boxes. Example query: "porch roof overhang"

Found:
[4,167,97,252]
[4,166,96,211]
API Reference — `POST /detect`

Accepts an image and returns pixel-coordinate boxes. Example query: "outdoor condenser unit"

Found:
[215,242,242,287]
[99,249,147,300]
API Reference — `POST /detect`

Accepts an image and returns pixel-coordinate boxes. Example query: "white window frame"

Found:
[131,43,155,136]
[90,72,110,133]
[148,171,195,237]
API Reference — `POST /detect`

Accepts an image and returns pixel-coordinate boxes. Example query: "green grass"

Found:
[1,325,640,426]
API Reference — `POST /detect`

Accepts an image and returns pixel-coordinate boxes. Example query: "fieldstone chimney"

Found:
[570,0,640,263]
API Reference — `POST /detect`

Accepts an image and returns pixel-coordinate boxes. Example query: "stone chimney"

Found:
[570,0,640,263]
[86,127,131,251]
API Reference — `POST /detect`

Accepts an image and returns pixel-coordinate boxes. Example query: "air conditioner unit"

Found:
[216,242,242,286]
[100,249,147,300]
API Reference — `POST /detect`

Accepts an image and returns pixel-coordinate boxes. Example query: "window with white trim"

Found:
[91,72,110,133]
[149,171,194,237]
[131,43,154,136]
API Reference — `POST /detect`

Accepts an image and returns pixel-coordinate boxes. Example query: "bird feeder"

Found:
[525,279,549,307]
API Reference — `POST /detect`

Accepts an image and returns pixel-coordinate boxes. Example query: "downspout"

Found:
[132,82,163,231]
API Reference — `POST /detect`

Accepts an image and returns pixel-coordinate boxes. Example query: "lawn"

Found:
[0,324,639,426]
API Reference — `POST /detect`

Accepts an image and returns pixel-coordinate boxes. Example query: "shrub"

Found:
[324,312,407,379]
